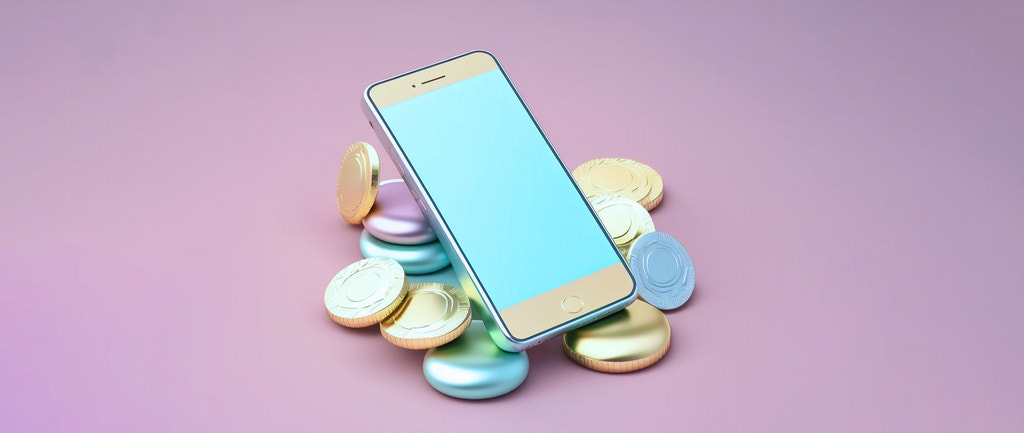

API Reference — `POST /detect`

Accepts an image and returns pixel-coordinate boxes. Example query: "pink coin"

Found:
[363,179,437,245]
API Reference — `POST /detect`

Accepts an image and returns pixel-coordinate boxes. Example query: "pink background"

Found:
[2,1,1022,432]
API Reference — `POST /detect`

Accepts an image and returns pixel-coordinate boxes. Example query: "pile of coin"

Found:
[325,257,471,348]
[326,143,698,398]
[330,142,524,399]
[336,143,452,274]
[572,158,696,311]
[563,157,696,373]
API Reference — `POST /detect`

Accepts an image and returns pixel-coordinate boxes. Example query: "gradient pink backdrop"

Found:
[1,1,1022,432]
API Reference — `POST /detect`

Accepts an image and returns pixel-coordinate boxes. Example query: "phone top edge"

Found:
[364,49,495,89]
[364,50,499,109]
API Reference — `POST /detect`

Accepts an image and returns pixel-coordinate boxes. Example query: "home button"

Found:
[560,296,584,314]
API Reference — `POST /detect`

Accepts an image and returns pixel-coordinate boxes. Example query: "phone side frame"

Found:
[361,50,637,351]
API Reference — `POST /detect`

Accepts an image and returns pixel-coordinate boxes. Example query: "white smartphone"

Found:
[362,51,636,351]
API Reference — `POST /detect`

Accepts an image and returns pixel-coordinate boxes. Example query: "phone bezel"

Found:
[363,50,637,349]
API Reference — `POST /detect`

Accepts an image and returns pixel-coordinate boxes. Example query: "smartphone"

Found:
[362,51,636,351]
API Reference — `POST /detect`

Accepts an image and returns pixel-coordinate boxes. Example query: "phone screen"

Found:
[377,67,621,311]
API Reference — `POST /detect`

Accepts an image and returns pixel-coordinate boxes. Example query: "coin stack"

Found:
[566,157,696,373]
[330,142,528,400]
[336,143,452,275]
[327,142,698,398]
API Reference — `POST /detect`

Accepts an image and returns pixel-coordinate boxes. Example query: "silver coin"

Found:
[627,231,695,310]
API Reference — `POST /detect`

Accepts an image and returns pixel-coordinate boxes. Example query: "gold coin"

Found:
[573,158,664,211]
[324,258,408,328]
[639,164,664,211]
[336,142,381,224]
[562,300,671,373]
[589,194,655,258]
[380,282,471,350]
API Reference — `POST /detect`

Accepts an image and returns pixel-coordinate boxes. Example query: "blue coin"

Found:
[359,230,450,275]
[627,231,695,310]
[423,321,529,400]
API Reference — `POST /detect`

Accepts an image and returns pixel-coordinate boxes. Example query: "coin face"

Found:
[588,194,655,257]
[562,300,671,373]
[573,158,664,211]
[380,282,471,350]
[336,142,381,224]
[628,231,695,310]
[324,257,408,328]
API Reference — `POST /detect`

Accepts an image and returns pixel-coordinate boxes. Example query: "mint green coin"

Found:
[359,230,450,274]
[423,321,529,399]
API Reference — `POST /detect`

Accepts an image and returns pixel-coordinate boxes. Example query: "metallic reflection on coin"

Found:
[381,282,471,350]
[423,321,529,399]
[324,257,408,328]
[589,194,655,257]
[407,266,460,289]
[573,158,664,211]
[638,163,664,211]
[363,179,437,245]
[336,142,381,224]
[359,230,450,275]
[407,266,489,322]
[562,300,670,373]
[628,231,695,310]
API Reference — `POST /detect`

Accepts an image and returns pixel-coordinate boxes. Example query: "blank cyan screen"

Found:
[378,68,620,310]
